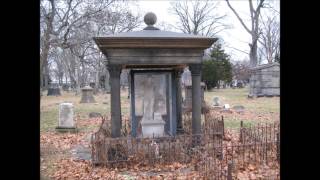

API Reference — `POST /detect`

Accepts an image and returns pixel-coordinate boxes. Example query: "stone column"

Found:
[189,64,202,135]
[108,65,122,137]
[127,70,131,99]
[175,69,184,134]
[105,69,111,93]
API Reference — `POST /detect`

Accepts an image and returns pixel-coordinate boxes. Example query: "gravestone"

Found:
[220,104,233,113]
[62,84,70,91]
[183,82,206,112]
[223,104,230,109]
[237,81,244,88]
[80,86,96,103]
[139,75,166,137]
[212,97,221,106]
[56,103,77,132]
[233,105,245,113]
[181,68,192,87]
[89,112,102,118]
[47,84,61,96]
[89,82,99,95]
[89,82,95,89]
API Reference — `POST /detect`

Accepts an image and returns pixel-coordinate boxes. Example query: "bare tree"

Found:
[258,16,279,64]
[225,0,265,67]
[41,0,142,96]
[170,0,228,37]
[59,49,78,91]
[40,0,56,90]
[231,59,251,82]
[40,0,115,90]
[93,2,142,35]
[157,21,174,31]
[51,48,65,85]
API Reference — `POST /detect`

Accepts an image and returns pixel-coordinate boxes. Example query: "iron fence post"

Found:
[239,121,243,142]
[227,160,233,180]
[277,131,280,163]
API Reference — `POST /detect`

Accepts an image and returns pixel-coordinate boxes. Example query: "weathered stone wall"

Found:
[249,63,280,97]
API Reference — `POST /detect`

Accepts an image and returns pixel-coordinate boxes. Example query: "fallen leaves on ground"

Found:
[235,163,279,180]
[41,132,88,152]
[41,116,279,179]
[48,158,202,180]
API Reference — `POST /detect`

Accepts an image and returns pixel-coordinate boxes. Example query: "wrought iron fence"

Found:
[91,113,279,179]
[239,121,280,164]
[182,110,224,135]
[91,132,222,167]
[239,121,280,144]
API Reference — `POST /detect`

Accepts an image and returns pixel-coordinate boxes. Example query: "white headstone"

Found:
[140,75,166,137]
[212,97,221,106]
[58,103,74,128]
[141,112,165,138]
[181,68,192,87]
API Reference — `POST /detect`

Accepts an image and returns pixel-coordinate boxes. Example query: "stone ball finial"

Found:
[144,12,157,26]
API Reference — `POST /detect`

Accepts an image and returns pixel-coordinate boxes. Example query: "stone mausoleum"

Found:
[248,62,280,97]
[94,12,216,138]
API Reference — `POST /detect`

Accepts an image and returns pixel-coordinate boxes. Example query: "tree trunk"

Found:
[75,61,81,95]
[40,0,55,90]
[75,69,81,95]
[250,34,258,67]
[43,64,50,89]
[41,45,50,90]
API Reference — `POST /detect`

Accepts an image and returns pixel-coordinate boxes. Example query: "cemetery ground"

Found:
[40,87,279,179]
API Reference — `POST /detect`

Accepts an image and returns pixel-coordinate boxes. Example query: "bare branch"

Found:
[225,0,252,34]
[225,45,249,55]
[170,0,227,37]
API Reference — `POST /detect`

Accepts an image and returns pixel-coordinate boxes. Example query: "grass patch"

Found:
[41,110,58,132]
[41,90,130,132]
[223,116,275,129]
[41,88,279,132]
[204,87,279,113]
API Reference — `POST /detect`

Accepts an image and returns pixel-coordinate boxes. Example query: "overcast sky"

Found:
[129,0,280,62]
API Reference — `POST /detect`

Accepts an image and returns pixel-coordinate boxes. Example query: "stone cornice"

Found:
[94,37,217,49]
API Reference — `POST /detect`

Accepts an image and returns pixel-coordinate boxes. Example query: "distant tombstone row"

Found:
[211,96,246,114]
[231,80,246,89]
[62,84,71,91]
